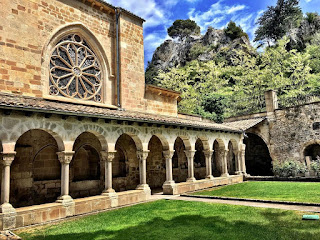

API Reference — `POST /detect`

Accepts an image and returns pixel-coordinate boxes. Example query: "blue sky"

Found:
[107,0,320,68]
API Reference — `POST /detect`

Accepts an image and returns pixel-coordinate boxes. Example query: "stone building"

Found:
[225,90,320,176]
[0,0,245,229]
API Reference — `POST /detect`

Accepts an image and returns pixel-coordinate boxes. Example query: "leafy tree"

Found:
[255,0,303,45]
[167,19,200,39]
[224,21,249,40]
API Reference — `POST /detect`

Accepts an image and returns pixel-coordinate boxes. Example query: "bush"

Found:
[273,160,307,177]
[224,21,249,40]
[310,156,320,176]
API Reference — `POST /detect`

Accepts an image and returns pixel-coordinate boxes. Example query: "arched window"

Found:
[49,33,102,102]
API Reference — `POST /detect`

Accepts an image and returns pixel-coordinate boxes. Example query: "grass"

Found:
[17,199,320,240]
[193,181,320,203]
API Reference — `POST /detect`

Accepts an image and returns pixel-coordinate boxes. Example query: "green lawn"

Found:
[193,181,320,203]
[17,200,320,240]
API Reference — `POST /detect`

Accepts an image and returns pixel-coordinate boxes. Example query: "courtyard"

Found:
[17,198,320,240]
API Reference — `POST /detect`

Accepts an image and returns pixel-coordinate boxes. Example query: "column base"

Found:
[162,181,177,195]
[221,173,229,178]
[56,195,74,216]
[102,191,118,208]
[206,175,214,180]
[136,184,151,199]
[0,203,16,230]
[187,177,196,182]
[235,171,243,175]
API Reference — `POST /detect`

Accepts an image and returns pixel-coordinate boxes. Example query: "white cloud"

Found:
[305,0,312,2]
[188,0,248,32]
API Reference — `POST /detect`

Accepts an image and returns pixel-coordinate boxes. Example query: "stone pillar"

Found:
[185,150,196,182]
[136,150,151,195]
[162,150,177,195]
[204,150,214,179]
[57,151,75,216]
[221,149,229,177]
[101,151,118,207]
[0,152,16,229]
[240,149,247,175]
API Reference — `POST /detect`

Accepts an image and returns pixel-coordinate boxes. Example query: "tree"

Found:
[167,19,200,39]
[255,0,303,45]
[224,21,249,40]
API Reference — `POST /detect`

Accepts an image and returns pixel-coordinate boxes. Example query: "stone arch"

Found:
[146,135,166,191]
[70,132,103,199]
[10,129,62,207]
[172,136,189,183]
[212,138,225,177]
[196,136,210,151]
[116,128,143,151]
[73,127,108,151]
[113,133,141,192]
[194,138,206,180]
[42,22,113,105]
[301,139,320,161]
[244,133,273,176]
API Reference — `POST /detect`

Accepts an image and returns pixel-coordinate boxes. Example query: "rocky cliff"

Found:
[146,27,255,83]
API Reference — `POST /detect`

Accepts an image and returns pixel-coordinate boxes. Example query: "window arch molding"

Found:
[42,23,115,107]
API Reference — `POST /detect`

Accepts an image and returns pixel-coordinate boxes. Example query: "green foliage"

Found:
[145,62,159,85]
[310,156,320,177]
[167,19,200,39]
[189,43,209,60]
[198,93,227,123]
[272,159,307,177]
[224,21,249,40]
[255,0,303,44]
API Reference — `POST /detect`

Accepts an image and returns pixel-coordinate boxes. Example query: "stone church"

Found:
[0,0,246,229]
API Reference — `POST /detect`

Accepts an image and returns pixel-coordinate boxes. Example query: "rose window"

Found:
[49,34,102,102]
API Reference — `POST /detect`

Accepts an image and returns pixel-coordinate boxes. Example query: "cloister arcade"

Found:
[0,113,246,210]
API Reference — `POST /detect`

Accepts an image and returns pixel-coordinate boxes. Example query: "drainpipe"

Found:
[116,8,121,109]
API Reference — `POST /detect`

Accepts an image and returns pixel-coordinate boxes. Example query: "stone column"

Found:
[101,151,116,194]
[204,150,214,180]
[57,151,74,210]
[240,149,247,175]
[185,150,196,182]
[0,152,16,229]
[101,151,118,207]
[136,150,151,194]
[162,150,177,195]
[221,149,229,177]
[235,150,242,175]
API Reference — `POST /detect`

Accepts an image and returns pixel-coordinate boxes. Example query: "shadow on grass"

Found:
[21,211,320,240]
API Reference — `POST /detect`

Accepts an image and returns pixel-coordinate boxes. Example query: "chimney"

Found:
[265,90,278,113]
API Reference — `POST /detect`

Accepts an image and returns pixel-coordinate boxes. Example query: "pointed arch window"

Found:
[49,34,102,102]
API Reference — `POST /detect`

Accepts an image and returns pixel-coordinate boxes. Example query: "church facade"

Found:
[0,0,245,229]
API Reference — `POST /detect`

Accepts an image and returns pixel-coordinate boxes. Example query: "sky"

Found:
[106,0,320,68]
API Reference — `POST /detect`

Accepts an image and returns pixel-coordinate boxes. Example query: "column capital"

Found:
[57,151,74,164]
[1,152,16,166]
[163,150,174,160]
[203,150,214,159]
[101,151,116,162]
[137,150,149,161]
[184,150,196,159]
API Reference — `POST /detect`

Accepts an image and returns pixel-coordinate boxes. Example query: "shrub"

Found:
[273,159,307,177]
[310,156,320,176]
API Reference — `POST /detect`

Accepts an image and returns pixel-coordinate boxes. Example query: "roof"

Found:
[224,117,266,131]
[86,0,146,22]
[0,93,241,133]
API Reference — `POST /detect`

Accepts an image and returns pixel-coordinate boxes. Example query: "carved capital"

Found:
[203,150,214,159]
[100,151,116,162]
[184,150,196,159]
[57,151,74,164]
[137,150,149,161]
[163,150,174,160]
[1,152,16,166]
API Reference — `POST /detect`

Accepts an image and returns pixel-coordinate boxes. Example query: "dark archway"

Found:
[11,129,61,207]
[172,137,188,183]
[113,134,140,192]
[70,132,103,199]
[194,139,206,180]
[227,141,236,175]
[212,140,222,177]
[304,144,320,160]
[244,133,273,176]
[146,136,166,191]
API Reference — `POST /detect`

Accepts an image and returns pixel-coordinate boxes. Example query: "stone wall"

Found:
[270,102,320,162]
